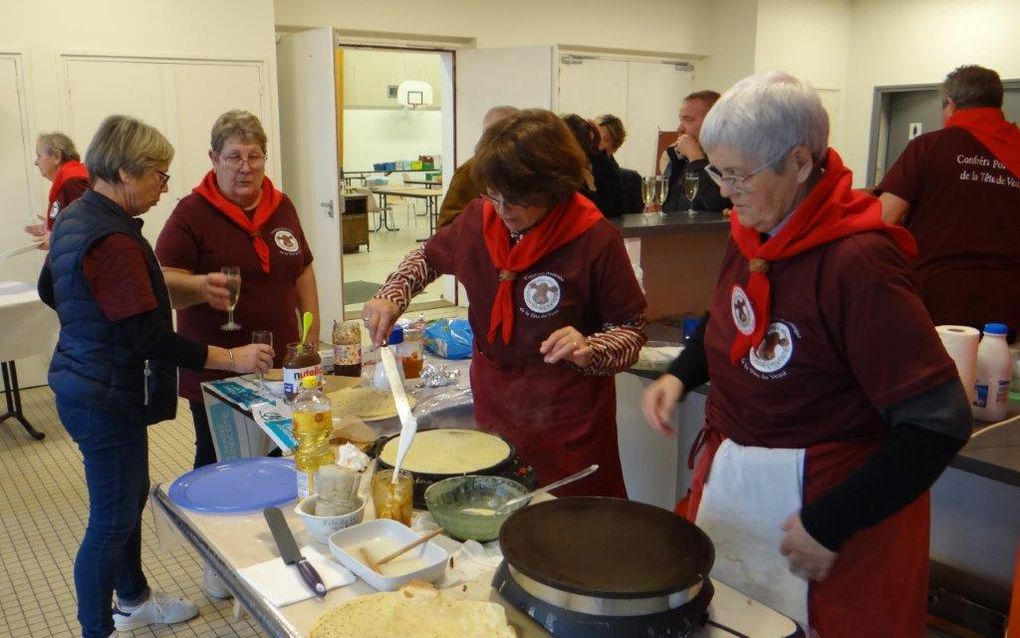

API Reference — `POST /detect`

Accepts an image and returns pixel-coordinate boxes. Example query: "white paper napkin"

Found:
[237,545,355,607]
[435,539,504,589]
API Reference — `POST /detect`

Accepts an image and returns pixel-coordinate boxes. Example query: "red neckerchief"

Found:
[728,148,917,363]
[945,107,1020,180]
[483,192,603,344]
[48,160,89,206]
[193,170,284,274]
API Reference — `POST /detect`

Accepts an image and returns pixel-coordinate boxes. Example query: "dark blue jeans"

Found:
[57,397,150,638]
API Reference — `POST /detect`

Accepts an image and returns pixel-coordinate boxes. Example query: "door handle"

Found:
[320,201,335,219]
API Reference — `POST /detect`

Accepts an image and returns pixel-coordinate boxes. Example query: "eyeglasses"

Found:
[481,192,532,209]
[704,160,775,194]
[219,153,267,171]
[155,170,170,186]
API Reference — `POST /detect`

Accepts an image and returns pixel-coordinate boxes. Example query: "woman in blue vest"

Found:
[38,114,274,638]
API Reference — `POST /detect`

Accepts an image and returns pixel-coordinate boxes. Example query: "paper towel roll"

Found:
[936,325,980,403]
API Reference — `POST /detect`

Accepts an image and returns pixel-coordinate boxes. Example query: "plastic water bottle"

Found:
[291,375,335,497]
[973,323,1011,422]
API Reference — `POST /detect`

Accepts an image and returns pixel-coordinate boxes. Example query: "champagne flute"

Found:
[251,330,274,385]
[683,173,700,217]
[641,176,657,216]
[655,176,668,217]
[221,266,241,331]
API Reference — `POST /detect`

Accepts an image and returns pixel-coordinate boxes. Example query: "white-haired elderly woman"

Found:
[38,114,273,638]
[641,72,971,636]
[23,131,90,249]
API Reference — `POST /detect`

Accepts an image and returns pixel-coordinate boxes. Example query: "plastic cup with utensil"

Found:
[372,469,414,525]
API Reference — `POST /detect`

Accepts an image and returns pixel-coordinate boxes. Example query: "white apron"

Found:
[694,438,809,627]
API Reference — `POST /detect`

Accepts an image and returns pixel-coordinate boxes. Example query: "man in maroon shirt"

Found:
[879,65,1020,334]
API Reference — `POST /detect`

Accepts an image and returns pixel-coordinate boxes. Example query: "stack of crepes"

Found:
[308,581,515,638]
[327,386,417,421]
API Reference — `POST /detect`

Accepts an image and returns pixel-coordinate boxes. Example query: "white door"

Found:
[454,46,555,164]
[557,56,629,121]
[625,62,693,176]
[276,29,343,333]
[0,53,51,387]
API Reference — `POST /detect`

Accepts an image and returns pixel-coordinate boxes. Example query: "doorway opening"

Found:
[337,45,456,318]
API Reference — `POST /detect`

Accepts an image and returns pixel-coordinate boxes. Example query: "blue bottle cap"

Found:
[983,323,1008,336]
[388,324,405,345]
[681,317,701,337]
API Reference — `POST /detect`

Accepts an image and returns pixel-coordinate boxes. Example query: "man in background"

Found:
[436,105,519,228]
[662,90,730,213]
[879,65,1020,335]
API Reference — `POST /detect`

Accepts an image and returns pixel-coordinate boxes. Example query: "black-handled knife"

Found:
[263,506,327,599]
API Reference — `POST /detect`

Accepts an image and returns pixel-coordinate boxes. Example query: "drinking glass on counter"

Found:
[221,265,241,330]
[641,176,659,215]
[372,469,414,526]
[683,172,700,216]
[251,330,273,382]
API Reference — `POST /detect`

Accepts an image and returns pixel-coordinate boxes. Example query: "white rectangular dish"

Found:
[327,519,447,591]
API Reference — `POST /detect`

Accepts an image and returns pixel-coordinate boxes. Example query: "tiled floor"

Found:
[342,201,449,315]
[0,387,265,638]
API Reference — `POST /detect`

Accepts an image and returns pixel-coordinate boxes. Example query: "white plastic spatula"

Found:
[378,345,418,483]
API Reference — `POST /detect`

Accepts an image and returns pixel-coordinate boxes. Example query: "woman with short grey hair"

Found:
[642,72,971,635]
[24,131,89,248]
[39,114,273,638]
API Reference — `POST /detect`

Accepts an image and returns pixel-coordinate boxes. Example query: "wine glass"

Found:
[654,176,668,217]
[221,266,241,331]
[683,173,700,217]
[251,330,274,384]
[641,176,660,217]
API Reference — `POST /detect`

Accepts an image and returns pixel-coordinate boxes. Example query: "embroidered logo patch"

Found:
[273,229,300,253]
[748,321,794,373]
[524,275,561,315]
[731,285,755,336]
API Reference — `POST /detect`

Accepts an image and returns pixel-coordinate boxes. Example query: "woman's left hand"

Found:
[539,326,593,368]
[780,513,837,582]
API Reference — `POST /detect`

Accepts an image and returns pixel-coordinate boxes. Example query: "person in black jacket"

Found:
[596,114,644,215]
[561,113,625,218]
[662,90,732,213]
[39,114,273,638]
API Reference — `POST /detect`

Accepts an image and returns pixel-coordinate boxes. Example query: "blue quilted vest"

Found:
[42,190,177,424]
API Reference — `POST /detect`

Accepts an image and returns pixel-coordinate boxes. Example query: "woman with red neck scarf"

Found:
[641,73,972,636]
[24,132,90,249]
[364,109,647,499]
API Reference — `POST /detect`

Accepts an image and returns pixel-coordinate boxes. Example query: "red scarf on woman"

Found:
[945,107,1020,180]
[49,160,89,206]
[728,148,917,363]
[193,170,284,274]
[483,192,603,344]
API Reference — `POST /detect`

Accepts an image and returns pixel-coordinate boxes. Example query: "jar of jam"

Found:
[282,342,323,402]
[332,319,363,378]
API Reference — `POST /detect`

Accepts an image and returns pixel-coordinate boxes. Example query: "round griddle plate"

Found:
[375,428,515,480]
[499,497,714,598]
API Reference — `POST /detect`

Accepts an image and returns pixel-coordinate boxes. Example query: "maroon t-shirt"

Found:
[424,199,646,366]
[155,192,313,401]
[48,177,89,230]
[704,233,957,448]
[84,234,158,322]
[879,127,1020,330]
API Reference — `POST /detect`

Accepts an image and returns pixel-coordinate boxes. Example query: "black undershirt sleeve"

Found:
[118,310,208,372]
[800,377,972,551]
[666,312,711,397]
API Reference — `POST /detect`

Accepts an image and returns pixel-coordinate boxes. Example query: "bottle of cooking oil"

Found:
[291,375,335,497]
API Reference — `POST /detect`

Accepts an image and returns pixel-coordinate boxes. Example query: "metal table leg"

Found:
[1,361,45,440]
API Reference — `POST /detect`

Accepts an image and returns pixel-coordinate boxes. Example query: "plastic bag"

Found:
[423,318,473,359]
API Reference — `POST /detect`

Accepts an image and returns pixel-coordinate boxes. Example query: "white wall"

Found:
[0,0,280,207]
[275,0,710,53]
[692,0,758,94]
[842,0,1020,185]
[343,109,443,176]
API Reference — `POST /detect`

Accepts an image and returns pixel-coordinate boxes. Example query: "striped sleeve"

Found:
[582,314,648,376]
[373,247,440,313]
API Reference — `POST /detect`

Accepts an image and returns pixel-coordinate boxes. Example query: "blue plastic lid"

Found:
[983,323,1008,336]
[168,457,297,513]
[388,324,404,345]
[681,317,701,338]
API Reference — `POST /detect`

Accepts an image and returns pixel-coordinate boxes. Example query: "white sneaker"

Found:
[203,563,233,600]
[112,591,198,631]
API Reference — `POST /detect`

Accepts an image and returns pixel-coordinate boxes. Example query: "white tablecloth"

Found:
[0,281,58,362]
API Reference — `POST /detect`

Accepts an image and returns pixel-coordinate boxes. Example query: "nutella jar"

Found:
[282,342,323,402]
